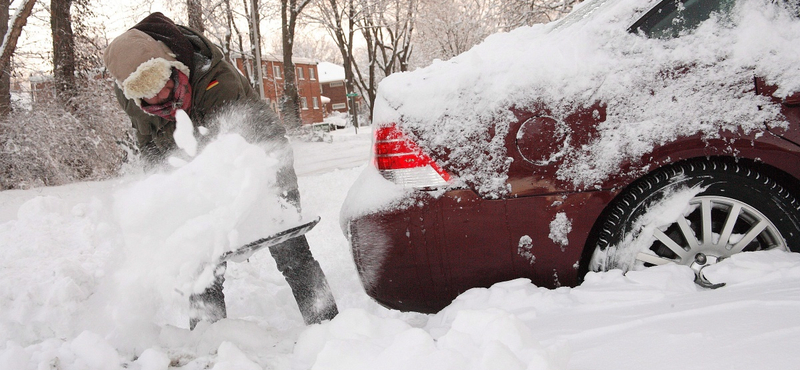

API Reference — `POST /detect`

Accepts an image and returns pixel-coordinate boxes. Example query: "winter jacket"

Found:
[106,13,283,163]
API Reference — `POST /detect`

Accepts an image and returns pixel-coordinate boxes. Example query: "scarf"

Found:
[141,68,192,120]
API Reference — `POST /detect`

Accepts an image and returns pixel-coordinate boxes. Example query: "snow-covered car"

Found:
[341,0,800,313]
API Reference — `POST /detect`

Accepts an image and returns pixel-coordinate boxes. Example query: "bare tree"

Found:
[188,0,204,33]
[279,0,311,129]
[313,0,360,127]
[0,0,10,116]
[51,0,76,106]
[222,0,234,59]
[413,0,502,64]
[292,30,342,64]
[350,3,378,125]
[374,0,415,73]
[0,0,36,117]
[0,75,133,190]
[72,0,104,72]
[1,0,134,189]
[499,0,580,30]
[248,0,265,99]
[350,0,417,121]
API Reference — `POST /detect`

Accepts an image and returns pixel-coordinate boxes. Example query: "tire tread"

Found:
[593,159,800,254]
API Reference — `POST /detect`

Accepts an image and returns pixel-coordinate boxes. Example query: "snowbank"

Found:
[3,131,800,369]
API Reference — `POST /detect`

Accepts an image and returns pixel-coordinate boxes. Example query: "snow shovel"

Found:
[189,216,322,329]
[220,216,321,263]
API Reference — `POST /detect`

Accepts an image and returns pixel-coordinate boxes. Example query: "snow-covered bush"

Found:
[0,77,135,190]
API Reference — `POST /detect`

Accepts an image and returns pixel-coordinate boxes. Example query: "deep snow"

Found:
[3,0,800,367]
[2,125,800,370]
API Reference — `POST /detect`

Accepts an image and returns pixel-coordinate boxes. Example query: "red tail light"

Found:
[373,124,451,188]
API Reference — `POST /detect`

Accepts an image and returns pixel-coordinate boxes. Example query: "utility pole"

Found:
[249,0,265,100]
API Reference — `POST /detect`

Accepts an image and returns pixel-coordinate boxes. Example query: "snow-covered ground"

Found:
[2,125,800,370]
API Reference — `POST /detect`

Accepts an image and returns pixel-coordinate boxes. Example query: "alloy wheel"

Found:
[635,195,787,286]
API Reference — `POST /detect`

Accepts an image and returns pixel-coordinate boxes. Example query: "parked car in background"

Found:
[341,0,800,313]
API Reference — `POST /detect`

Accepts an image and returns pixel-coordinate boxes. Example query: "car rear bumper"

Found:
[344,188,615,313]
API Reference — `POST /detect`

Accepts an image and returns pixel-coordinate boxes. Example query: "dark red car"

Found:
[341,0,800,313]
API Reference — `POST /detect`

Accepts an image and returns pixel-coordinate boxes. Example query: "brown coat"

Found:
[112,24,277,161]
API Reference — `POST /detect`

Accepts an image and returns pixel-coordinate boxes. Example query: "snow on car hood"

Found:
[374,0,800,197]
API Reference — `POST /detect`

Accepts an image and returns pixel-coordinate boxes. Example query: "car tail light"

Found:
[373,124,451,188]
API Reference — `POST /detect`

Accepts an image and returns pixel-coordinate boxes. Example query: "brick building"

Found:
[317,61,348,116]
[234,55,324,125]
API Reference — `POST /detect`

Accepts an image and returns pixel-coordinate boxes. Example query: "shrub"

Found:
[0,77,136,190]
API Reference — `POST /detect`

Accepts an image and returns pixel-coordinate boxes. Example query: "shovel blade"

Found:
[221,216,321,263]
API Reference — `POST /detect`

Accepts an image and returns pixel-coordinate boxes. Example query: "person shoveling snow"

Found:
[103,12,338,328]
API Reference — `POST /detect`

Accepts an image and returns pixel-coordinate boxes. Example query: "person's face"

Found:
[143,79,175,105]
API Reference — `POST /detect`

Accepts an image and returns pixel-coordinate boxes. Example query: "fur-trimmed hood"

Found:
[103,13,194,105]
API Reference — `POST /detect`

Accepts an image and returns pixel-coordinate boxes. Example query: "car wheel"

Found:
[589,159,800,286]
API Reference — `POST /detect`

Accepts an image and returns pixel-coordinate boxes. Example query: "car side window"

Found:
[629,0,736,39]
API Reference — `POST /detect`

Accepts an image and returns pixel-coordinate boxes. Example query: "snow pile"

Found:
[0,194,117,347]
[704,248,800,284]
[292,254,800,370]
[293,307,568,370]
[2,133,800,368]
[374,0,800,196]
[0,110,304,355]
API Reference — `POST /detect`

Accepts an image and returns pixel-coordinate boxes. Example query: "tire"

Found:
[589,159,800,282]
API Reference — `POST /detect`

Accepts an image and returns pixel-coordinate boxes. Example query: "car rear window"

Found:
[630,0,736,38]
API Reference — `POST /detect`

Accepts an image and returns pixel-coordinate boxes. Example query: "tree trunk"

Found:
[280,0,308,129]
[0,0,11,116]
[313,0,359,126]
[249,0,265,99]
[339,0,357,128]
[188,0,204,34]
[0,0,36,117]
[51,0,77,107]
[223,0,233,60]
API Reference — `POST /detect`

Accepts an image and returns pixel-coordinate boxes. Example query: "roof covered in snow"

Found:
[317,62,346,83]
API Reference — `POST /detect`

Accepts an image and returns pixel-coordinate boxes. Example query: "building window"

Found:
[332,103,346,110]
[330,81,343,87]
[297,67,305,80]
[312,97,319,109]
[273,65,282,79]
[301,97,308,110]
[262,65,268,77]
[309,68,316,80]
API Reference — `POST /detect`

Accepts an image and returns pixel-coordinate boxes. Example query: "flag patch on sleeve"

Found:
[206,80,220,90]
